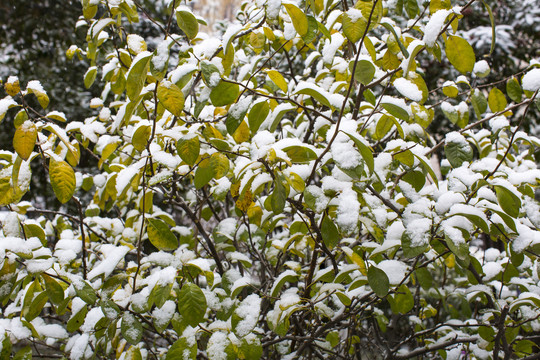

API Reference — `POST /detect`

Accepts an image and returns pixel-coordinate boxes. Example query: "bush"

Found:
[1,0,540,358]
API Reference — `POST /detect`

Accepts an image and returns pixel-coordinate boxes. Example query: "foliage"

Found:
[0,0,540,359]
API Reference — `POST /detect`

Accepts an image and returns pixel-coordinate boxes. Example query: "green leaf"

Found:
[74,279,98,305]
[194,157,214,189]
[126,52,152,101]
[368,265,389,297]
[284,3,308,37]
[167,338,197,360]
[26,292,48,321]
[495,185,521,218]
[239,337,263,360]
[147,218,179,251]
[210,80,239,107]
[471,89,488,118]
[481,0,496,55]
[248,101,270,132]
[176,9,199,40]
[176,134,200,166]
[488,87,507,113]
[122,313,143,344]
[200,61,220,88]
[405,0,419,18]
[42,273,64,305]
[393,284,414,314]
[506,77,522,103]
[445,137,473,168]
[271,177,287,213]
[351,59,375,85]
[177,283,207,327]
[415,267,433,290]
[270,272,298,298]
[282,145,318,163]
[157,80,185,117]
[67,305,88,332]
[446,36,475,74]
[125,346,143,360]
[321,215,339,248]
[49,159,76,204]
[381,102,409,121]
[294,85,331,108]
[381,22,409,57]
[13,346,32,360]
[13,121,37,160]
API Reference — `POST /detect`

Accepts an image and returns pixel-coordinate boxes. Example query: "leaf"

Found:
[74,280,98,305]
[282,145,317,163]
[147,218,179,251]
[402,231,429,258]
[13,121,37,160]
[42,273,64,305]
[270,271,299,298]
[392,284,414,314]
[445,139,473,168]
[488,87,507,113]
[210,80,239,107]
[495,185,521,218]
[157,80,185,117]
[381,22,409,57]
[13,346,32,360]
[26,82,49,109]
[176,134,200,166]
[343,132,374,174]
[482,0,496,55]
[271,177,287,213]
[381,102,409,121]
[176,9,199,40]
[368,265,389,297]
[342,10,367,44]
[471,89,488,118]
[295,86,331,108]
[167,338,197,360]
[351,59,375,85]
[506,77,522,103]
[177,283,207,327]
[283,3,308,37]
[49,159,76,204]
[126,51,152,101]
[248,101,270,132]
[445,36,476,74]
[125,346,143,360]
[321,215,339,248]
[209,152,229,179]
[405,0,419,18]
[122,313,143,345]
[266,70,288,93]
[194,157,214,189]
[132,124,151,152]
[84,66,97,89]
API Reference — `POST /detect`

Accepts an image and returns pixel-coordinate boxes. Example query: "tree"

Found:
[0,0,540,359]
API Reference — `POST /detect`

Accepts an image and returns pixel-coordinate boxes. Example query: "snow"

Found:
[336,188,360,233]
[207,332,229,360]
[405,218,431,247]
[473,60,490,77]
[393,77,423,102]
[0,96,17,115]
[152,39,171,70]
[81,307,105,332]
[234,294,261,337]
[127,35,146,55]
[322,32,345,64]
[222,23,243,50]
[346,8,363,22]
[423,10,451,47]
[152,300,175,328]
[522,68,540,92]
[87,244,129,280]
[69,333,89,360]
[378,260,409,285]
[26,80,46,94]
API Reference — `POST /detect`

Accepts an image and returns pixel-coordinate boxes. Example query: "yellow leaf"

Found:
[13,121,37,160]
[5,77,20,96]
[232,121,250,144]
[157,80,185,117]
[236,189,253,212]
[49,159,76,204]
[132,124,151,152]
[266,70,288,93]
[284,3,308,37]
